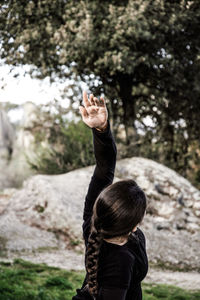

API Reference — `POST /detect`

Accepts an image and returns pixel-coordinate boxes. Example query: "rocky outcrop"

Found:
[0,109,15,159]
[116,157,200,232]
[0,157,199,270]
[0,103,38,190]
[5,167,95,239]
[14,102,38,151]
[115,158,200,271]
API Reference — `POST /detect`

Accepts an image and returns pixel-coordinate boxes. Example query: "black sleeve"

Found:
[72,120,117,299]
[98,287,127,300]
[82,119,117,245]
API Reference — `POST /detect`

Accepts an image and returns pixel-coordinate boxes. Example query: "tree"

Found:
[1,0,199,142]
[25,100,95,174]
[0,0,200,186]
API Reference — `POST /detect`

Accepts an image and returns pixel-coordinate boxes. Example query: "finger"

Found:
[89,94,95,106]
[79,106,88,118]
[94,97,100,106]
[83,91,91,108]
[100,96,106,107]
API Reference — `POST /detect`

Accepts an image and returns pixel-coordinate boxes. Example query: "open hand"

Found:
[79,91,108,129]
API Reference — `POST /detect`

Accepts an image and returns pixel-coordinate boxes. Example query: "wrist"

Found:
[95,121,108,132]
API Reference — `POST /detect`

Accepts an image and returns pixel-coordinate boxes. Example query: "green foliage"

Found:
[45,276,73,289]
[0,259,199,300]
[142,283,200,300]
[135,127,200,189]
[1,1,200,134]
[1,0,200,186]
[69,238,82,247]
[26,103,95,174]
[0,259,84,300]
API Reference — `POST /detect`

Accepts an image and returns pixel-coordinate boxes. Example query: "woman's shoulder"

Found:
[101,240,135,265]
[98,242,135,289]
[135,227,146,239]
[118,246,136,264]
[128,227,146,247]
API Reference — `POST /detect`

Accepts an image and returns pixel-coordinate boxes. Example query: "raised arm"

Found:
[79,91,117,245]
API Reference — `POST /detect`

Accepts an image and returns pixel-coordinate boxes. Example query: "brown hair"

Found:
[85,179,147,298]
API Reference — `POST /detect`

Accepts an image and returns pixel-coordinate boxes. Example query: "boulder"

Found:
[5,166,97,239]
[115,157,200,271]
[115,157,200,231]
[0,109,15,159]
[0,157,199,270]
[0,211,59,253]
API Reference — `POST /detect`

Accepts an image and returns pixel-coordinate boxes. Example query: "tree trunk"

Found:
[118,75,137,145]
[103,78,122,139]
[109,97,120,137]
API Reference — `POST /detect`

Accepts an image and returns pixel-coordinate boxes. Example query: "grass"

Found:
[0,259,199,300]
[0,259,84,300]
[142,283,200,300]
[69,238,82,247]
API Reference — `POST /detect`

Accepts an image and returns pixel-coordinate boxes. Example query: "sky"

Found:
[0,65,66,105]
[0,64,88,123]
[0,63,153,129]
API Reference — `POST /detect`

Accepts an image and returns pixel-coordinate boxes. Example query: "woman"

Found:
[72,91,148,300]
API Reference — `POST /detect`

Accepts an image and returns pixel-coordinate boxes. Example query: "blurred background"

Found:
[0,0,200,190]
[0,1,200,299]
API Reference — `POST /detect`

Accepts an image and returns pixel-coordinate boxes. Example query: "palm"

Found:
[79,92,108,128]
[85,105,107,128]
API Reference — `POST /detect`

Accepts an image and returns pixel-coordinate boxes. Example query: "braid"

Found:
[86,217,103,298]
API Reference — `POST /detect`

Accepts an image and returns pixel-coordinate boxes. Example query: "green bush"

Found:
[26,118,95,175]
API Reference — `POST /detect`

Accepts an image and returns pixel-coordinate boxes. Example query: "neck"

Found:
[103,235,129,245]
[103,227,138,245]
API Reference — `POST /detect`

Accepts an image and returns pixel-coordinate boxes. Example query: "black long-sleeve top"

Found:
[72,120,148,300]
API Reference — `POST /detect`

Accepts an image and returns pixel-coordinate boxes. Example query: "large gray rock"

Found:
[115,157,200,271]
[0,109,15,158]
[0,157,199,270]
[0,211,59,252]
[0,109,16,189]
[116,157,200,232]
[0,167,98,254]
[5,166,96,239]
[0,103,37,190]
